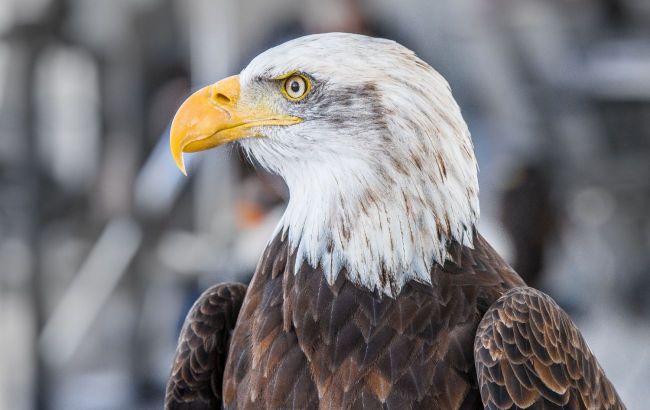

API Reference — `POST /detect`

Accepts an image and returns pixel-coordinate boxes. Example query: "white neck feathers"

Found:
[240,33,480,297]
[272,77,479,296]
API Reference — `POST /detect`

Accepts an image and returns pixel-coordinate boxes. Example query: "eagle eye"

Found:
[282,74,310,101]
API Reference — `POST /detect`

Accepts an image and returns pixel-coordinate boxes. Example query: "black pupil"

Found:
[290,80,301,93]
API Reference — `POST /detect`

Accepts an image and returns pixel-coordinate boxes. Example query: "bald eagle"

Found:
[165,33,624,409]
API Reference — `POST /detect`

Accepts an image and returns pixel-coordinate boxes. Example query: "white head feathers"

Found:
[238,33,479,296]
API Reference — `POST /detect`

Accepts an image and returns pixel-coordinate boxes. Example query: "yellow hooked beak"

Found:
[170,75,302,174]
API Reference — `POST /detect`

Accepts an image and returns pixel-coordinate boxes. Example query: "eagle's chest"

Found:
[223,256,485,409]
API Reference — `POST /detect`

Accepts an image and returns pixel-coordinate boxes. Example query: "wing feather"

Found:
[474,287,625,409]
[165,282,247,410]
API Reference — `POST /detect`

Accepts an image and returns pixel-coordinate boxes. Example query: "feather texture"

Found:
[239,33,480,296]
[222,232,524,409]
[166,236,624,409]
[166,283,247,410]
[474,287,624,409]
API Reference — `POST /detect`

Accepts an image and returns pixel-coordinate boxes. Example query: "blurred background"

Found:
[1,0,649,408]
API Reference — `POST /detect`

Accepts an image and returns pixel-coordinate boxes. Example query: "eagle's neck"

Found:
[252,52,480,297]
[273,152,479,297]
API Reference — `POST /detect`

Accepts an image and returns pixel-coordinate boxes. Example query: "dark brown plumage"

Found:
[474,288,623,409]
[221,232,526,409]
[166,283,247,409]
[166,233,624,409]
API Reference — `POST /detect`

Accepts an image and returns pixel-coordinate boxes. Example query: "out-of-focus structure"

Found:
[0,0,649,409]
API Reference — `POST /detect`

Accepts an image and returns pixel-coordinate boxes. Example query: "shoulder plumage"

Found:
[474,287,624,410]
[165,283,247,409]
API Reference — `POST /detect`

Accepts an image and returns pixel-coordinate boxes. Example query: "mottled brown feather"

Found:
[167,234,624,410]
[165,283,247,410]
[474,287,625,409]
[222,233,525,409]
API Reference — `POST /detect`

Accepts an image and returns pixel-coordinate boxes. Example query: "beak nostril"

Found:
[214,93,231,105]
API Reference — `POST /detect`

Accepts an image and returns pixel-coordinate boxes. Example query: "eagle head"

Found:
[170,33,479,296]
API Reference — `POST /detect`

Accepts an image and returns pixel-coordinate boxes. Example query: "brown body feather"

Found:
[167,233,624,410]
[222,232,523,409]
[166,283,247,409]
[474,288,624,409]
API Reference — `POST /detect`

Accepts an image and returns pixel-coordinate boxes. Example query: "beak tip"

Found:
[172,150,188,176]
[177,160,188,176]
